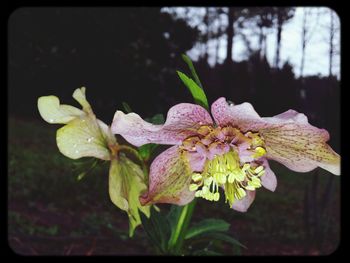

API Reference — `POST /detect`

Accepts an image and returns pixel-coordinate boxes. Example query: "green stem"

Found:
[168,199,197,255]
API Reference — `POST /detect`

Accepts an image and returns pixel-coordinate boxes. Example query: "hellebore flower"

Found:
[38,87,116,160]
[38,87,150,235]
[111,98,340,212]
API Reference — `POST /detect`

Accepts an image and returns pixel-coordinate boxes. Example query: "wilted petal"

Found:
[211,97,261,131]
[37,95,84,124]
[72,87,92,112]
[109,155,150,237]
[56,115,111,160]
[97,119,117,146]
[232,190,256,212]
[111,103,213,147]
[260,159,277,192]
[140,146,195,206]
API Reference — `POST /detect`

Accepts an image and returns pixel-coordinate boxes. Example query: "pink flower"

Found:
[111,98,340,212]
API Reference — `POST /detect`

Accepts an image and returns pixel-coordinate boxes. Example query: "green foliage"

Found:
[140,203,244,255]
[145,113,165,125]
[185,219,230,240]
[122,101,133,113]
[177,54,209,110]
[181,54,203,89]
[140,207,171,254]
[177,71,209,110]
[9,211,59,236]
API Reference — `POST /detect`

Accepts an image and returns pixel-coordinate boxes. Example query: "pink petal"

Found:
[111,103,213,147]
[139,146,195,206]
[232,190,256,212]
[207,142,230,160]
[260,159,277,192]
[211,98,340,175]
[260,121,340,175]
[211,97,261,131]
[266,109,309,124]
[183,151,207,172]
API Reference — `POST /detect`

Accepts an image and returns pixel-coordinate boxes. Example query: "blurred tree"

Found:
[327,9,340,77]
[224,7,251,65]
[300,8,320,78]
[8,8,200,119]
[272,7,295,68]
[225,7,235,65]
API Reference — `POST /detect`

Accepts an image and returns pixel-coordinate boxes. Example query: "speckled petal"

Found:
[211,98,340,175]
[139,146,195,206]
[182,151,207,172]
[260,122,340,175]
[232,190,256,212]
[211,97,261,131]
[260,159,277,192]
[111,103,213,147]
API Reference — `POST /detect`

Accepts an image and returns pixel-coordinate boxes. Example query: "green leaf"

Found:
[190,232,246,249]
[185,219,230,240]
[75,159,101,181]
[122,101,132,113]
[138,143,158,161]
[144,113,165,124]
[181,54,203,89]
[176,71,209,110]
[140,207,171,254]
[167,200,196,254]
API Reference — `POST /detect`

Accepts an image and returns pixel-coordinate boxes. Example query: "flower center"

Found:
[180,125,267,207]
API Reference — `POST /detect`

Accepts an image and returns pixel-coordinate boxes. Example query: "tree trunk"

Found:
[203,7,209,62]
[225,8,235,64]
[329,10,334,77]
[274,14,283,68]
[300,9,308,78]
[258,23,264,60]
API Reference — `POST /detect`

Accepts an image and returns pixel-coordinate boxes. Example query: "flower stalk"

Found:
[168,200,197,255]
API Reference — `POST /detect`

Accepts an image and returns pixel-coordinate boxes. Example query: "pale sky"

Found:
[162,7,340,79]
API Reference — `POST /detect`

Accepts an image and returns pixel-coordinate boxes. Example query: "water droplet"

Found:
[87,137,94,143]
[75,150,79,154]
[49,119,54,123]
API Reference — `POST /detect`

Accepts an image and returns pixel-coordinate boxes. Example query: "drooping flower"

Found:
[38,87,150,235]
[38,87,117,159]
[111,98,340,212]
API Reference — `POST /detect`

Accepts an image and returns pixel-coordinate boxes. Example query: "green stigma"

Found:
[189,151,266,207]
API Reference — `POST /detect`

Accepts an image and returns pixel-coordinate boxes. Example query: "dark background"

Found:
[8,7,340,255]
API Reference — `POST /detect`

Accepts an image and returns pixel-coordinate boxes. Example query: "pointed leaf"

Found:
[185,219,230,240]
[122,102,132,113]
[176,71,209,110]
[140,207,171,253]
[181,54,203,89]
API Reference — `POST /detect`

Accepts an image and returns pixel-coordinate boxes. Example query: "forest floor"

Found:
[8,116,340,256]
